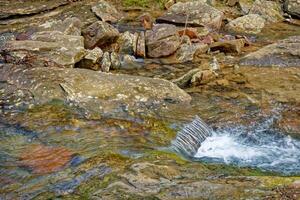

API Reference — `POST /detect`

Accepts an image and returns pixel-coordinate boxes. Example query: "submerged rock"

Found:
[284,0,300,18]
[82,21,119,49]
[249,0,284,23]
[157,1,224,30]
[91,0,122,23]
[0,65,191,119]
[146,24,181,58]
[19,144,74,174]
[226,14,266,35]
[2,31,86,68]
[240,36,300,67]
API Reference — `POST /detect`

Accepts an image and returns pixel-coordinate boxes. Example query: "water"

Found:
[194,121,300,175]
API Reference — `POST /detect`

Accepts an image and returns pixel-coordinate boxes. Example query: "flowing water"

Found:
[192,116,300,175]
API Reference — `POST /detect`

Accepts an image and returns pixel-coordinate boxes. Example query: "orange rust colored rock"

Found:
[19,144,74,174]
[178,28,199,39]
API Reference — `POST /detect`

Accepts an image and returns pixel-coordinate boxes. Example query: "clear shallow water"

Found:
[195,123,300,175]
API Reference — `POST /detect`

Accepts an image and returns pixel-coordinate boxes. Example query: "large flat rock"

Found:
[240,36,300,67]
[0,65,191,119]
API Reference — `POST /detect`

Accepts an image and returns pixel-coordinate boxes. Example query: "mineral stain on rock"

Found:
[19,144,74,174]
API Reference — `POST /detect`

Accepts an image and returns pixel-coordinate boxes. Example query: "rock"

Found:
[146,24,181,58]
[0,65,191,119]
[226,0,239,6]
[138,13,154,30]
[175,43,209,63]
[277,108,300,137]
[38,17,82,36]
[157,1,224,30]
[165,0,176,9]
[77,47,103,71]
[209,39,245,54]
[110,52,121,70]
[172,68,202,88]
[191,70,217,86]
[19,144,74,174]
[91,0,122,23]
[101,52,111,72]
[2,31,86,68]
[136,32,146,58]
[240,36,300,67]
[225,14,266,35]
[117,31,138,55]
[284,0,300,18]
[178,28,199,39]
[120,55,142,69]
[238,0,253,15]
[0,0,70,19]
[210,56,220,71]
[249,0,284,23]
[82,21,119,49]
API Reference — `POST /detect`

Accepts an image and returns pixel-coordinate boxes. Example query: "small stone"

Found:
[138,13,153,30]
[110,52,121,70]
[136,32,146,58]
[101,52,111,72]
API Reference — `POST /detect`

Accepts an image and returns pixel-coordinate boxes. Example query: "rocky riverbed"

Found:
[0,0,300,199]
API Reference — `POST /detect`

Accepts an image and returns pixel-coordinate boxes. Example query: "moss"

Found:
[143,150,188,165]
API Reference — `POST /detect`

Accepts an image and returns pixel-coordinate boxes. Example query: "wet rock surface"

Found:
[240,36,300,67]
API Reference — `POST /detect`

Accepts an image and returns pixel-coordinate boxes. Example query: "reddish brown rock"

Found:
[136,32,146,58]
[178,28,199,39]
[19,144,74,174]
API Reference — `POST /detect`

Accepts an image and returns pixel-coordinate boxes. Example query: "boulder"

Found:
[209,39,245,54]
[156,1,224,30]
[1,31,86,68]
[146,24,181,58]
[92,0,122,23]
[136,32,146,58]
[284,0,300,18]
[249,0,284,23]
[225,14,266,35]
[82,21,119,49]
[0,65,191,119]
[77,47,103,70]
[240,36,300,67]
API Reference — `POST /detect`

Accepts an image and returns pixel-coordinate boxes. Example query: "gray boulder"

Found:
[82,21,119,49]
[77,47,103,71]
[146,24,181,58]
[249,0,284,23]
[284,0,300,18]
[240,36,300,67]
[225,14,266,35]
[92,0,122,23]
[157,1,224,30]
[2,31,86,68]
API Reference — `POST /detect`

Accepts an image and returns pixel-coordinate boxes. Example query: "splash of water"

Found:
[194,117,300,175]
